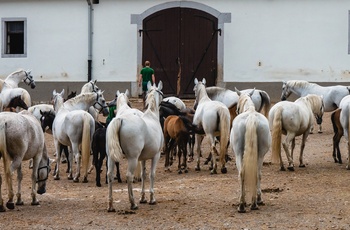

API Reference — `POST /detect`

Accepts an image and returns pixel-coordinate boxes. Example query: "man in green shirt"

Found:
[138,60,156,108]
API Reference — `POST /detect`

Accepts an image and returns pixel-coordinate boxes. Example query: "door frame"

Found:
[131,1,231,97]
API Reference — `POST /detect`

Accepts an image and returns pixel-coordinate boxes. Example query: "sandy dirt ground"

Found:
[0,98,350,230]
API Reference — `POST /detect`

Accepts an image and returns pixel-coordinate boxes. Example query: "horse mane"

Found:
[145,91,157,111]
[237,94,255,114]
[305,94,324,115]
[9,69,25,76]
[287,80,315,89]
[64,93,94,107]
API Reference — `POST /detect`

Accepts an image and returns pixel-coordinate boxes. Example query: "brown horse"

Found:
[331,108,343,164]
[163,114,195,174]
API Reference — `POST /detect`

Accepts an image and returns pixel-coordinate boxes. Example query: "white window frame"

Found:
[1,17,27,58]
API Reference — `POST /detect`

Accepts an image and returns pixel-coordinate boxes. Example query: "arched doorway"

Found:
[141,8,218,97]
[132,1,231,98]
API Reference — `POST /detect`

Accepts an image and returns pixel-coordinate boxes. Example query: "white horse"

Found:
[106,81,164,211]
[281,80,350,132]
[204,86,271,126]
[80,80,101,120]
[338,95,350,169]
[52,89,108,182]
[162,96,186,110]
[269,94,324,171]
[193,78,230,174]
[0,69,36,111]
[0,111,50,212]
[231,88,271,213]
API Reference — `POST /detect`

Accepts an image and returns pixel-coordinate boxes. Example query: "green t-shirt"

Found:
[106,105,116,123]
[140,66,154,91]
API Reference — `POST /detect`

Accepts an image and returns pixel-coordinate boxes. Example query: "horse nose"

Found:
[37,186,46,195]
[281,96,286,101]
[31,82,36,89]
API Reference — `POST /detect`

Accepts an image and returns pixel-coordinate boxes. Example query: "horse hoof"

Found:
[67,176,73,180]
[178,170,183,174]
[54,176,60,180]
[195,167,200,171]
[61,159,67,164]
[299,164,306,168]
[107,207,116,212]
[346,165,350,170]
[149,200,157,205]
[184,169,188,173]
[237,205,246,213]
[73,178,79,183]
[82,177,88,183]
[16,201,24,206]
[221,167,227,174]
[251,205,259,211]
[210,170,217,175]
[287,166,295,171]
[139,199,147,204]
[130,204,139,210]
[208,166,213,170]
[6,202,15,210]
[0,205,6,212]
[31,201,40,206]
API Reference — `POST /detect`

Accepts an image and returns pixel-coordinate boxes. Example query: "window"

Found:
[2,18,27,58]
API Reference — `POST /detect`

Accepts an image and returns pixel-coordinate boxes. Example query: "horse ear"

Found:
[116,90,120,97]
[202,78,206,85]
[147,81,152,91]
[157,81,163,91]
[53,89,57,95]
[234,87,241,96]
[94,79,97,84]
[125,89,130,97]
[194,78,198,84]
[249,88,255,97]
[40,110,43,115]
[60,89,65,96]
[26,70,32,75]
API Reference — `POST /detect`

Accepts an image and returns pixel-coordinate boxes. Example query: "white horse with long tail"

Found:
[0,69,36,111]
[281,80,349,132]
[269,94,324,171]
[338,95,350,169]
[52,89,108,182]
[0,111,50,212]
[106,81,163,211]
[231,88,271,213]
[192,78,230,174]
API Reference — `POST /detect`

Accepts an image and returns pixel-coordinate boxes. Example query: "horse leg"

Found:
[346,140,350,170]
[237,169,246,213]
[290,138,296,160]
[148,152,160,205]
[71,144,80,182]
[93,145,102,187]
[195,134,204,171]
[30,155,41,206]
[0,174,5,212]
[187,134,195,162]
[53,140,62,180]
[115,162,122,183]
[299,133,309,167]
[127,158,139,210]
[282,133,295,171]
[209,135,219,174]
[106,156,116,212]
[15,165,24,206]
[177,143,182,174]
[62,145,70,173]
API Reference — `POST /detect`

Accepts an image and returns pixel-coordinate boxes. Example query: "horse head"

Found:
[40,110,55,132]
[36,145,51,195]
[146,81,163,110]
[52,89,65,112]
[281,81,291,101]
[24,70,36,89]
[93,90,109,116]
[235,87,255,114]
[81,80,99,93]
[193,78,207,101]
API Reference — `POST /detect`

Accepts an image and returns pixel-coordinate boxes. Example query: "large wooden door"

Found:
[142,8,218,98]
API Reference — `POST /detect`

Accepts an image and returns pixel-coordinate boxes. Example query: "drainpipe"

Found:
[87,0,93,82]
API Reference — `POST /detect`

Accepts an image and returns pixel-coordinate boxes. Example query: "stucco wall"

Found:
[1,0,350,99]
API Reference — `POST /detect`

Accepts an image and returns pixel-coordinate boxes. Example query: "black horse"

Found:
[92,122,122,187]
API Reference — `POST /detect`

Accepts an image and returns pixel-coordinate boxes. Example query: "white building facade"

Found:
[1,0,350,101]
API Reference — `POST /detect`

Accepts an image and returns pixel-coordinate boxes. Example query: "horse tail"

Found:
[81,113,92,179]
[271,106,283,164]
[242,114,258,202]
[106,118,123,163]
[22,90,32,107]
[0,122,12,192]
[218,106,230,165]
[259,91,271,118]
